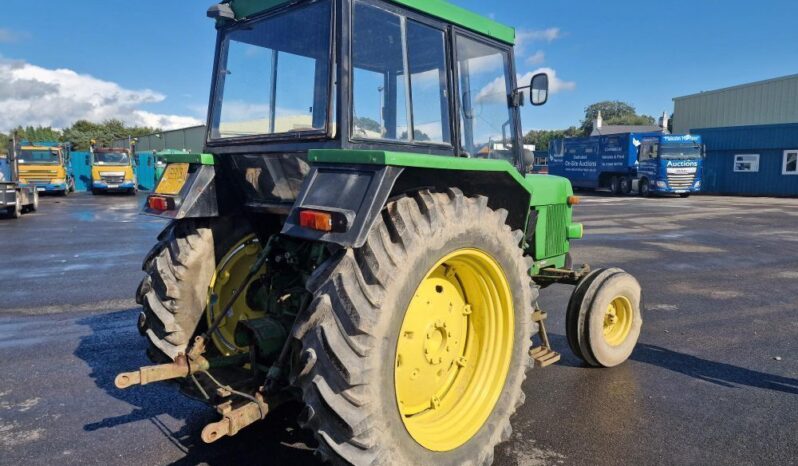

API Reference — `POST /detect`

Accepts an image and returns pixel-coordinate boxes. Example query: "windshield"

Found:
[19,149,60,165]
[94,151,130,165]
[210,0,333,140]
[660,144,702,160]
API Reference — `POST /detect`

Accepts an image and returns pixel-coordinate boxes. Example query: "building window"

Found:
[734,154,760,173]
[783,150,798,175]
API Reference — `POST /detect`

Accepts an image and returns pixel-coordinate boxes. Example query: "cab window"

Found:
[351,1,450,144]
[455,35,513,160]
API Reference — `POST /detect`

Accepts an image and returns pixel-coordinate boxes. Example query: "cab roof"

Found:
[221,0,515,44]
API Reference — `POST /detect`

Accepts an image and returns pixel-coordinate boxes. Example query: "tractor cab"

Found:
[201,0,547,210]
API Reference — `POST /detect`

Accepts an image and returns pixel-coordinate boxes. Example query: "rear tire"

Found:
[135,218,254,360]
[290,189,537,466]
[610,176,620,195]
[620,176,632,195]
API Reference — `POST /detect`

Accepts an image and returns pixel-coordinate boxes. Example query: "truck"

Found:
[88,141,138,195]
[549,133,704,197]
[114,1,643,464]
[17,141,75,196]
[1,135,39,218]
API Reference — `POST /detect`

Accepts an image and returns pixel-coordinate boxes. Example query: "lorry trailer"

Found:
[1,137,39,218]
[549,133,704,197]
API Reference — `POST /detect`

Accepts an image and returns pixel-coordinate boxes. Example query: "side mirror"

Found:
[523,149,535,166]
[530,73,549,106]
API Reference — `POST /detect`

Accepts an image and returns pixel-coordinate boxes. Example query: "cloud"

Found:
[0,58,202,131]
[476,67,575,104]
[520,68,576,94]
[0,28,30,43]
[516,28,561,55]
[526,51,545,66]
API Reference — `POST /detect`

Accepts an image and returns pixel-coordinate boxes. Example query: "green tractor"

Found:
[116,0,643,464]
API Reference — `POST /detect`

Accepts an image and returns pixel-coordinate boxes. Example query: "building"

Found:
[590,111,668,136]
[114,125,206,154]
[673,74,798,197]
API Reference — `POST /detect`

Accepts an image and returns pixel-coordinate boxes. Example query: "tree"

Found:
[400,129,432,142]
[524,127,580,150]
[580,101,655,135]
[354,117,382,134]
[9,125,63,144]
[62,119,159,150]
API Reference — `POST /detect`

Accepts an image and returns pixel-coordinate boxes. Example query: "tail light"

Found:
[299,210,333,232]
[148,195,174,211]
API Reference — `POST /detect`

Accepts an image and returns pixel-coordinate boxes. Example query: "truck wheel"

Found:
[291,189,537,466]
[30,191,39,212]
[610,176,620,195]
[566,269,641,368]
[639,179,651,197]
[620,176,632,195]
[135,218,256,360]
[9,193,22,219]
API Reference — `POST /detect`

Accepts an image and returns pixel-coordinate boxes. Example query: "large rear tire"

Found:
[290,189,537,465]
[135,218,255,360]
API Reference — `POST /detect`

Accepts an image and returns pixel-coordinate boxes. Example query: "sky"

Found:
[1,0,797,133]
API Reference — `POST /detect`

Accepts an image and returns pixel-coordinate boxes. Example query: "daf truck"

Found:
[89,141,137,194]
[549,133,704,197]
[17,141,75,195]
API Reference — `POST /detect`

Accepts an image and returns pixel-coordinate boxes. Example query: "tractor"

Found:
[116,1,643,464]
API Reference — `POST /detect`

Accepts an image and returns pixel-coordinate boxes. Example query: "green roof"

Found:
[223,0,515,44]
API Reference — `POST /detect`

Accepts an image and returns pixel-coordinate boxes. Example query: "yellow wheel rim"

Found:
[394,248,514,452]
[206,234,267,355]
[603,296,633,347]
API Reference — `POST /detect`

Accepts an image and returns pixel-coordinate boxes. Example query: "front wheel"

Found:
[639,179,651,197]
[566,268,642,367]
[291,189,536,465]
[9,193,22,219]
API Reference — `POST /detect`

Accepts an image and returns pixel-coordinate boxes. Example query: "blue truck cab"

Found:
[549,133,704,197]
[636,134,703,197]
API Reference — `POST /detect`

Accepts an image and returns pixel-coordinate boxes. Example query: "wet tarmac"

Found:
[0,193,796,465]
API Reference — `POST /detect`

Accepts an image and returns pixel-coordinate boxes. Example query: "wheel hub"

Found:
[603,296,633,347]
[394,249,514,452]
[206,235,267,355]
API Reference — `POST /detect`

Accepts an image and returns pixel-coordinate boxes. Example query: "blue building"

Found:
[691,124,798,197]
[674,74,798,197]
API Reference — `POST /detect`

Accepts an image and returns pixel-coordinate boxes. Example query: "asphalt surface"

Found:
[0,192,796,465]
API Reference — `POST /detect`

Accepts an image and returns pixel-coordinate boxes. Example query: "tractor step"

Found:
[529,346,561,367]
[529,308,561,368]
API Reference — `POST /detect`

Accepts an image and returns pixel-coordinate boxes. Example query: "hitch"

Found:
[115,353,210,389]
[202,396,269,443]
[532,264,591,288]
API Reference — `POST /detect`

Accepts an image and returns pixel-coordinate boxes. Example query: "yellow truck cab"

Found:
[90,143,137,195]
[17,142,74,196]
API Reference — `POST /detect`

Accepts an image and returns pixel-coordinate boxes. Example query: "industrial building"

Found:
[674,74,798,196]
[113,125,206,153]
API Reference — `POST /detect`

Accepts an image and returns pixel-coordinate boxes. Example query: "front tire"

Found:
[291,189,536,465]
[639,179,651,197]
[566,269,641,368]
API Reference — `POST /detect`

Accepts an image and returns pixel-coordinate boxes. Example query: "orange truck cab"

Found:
[89,143,137,195]
[17,142,75,195]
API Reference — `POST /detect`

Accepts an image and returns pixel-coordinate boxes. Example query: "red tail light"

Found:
[148,196,172,211]
[299,210,333,232]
